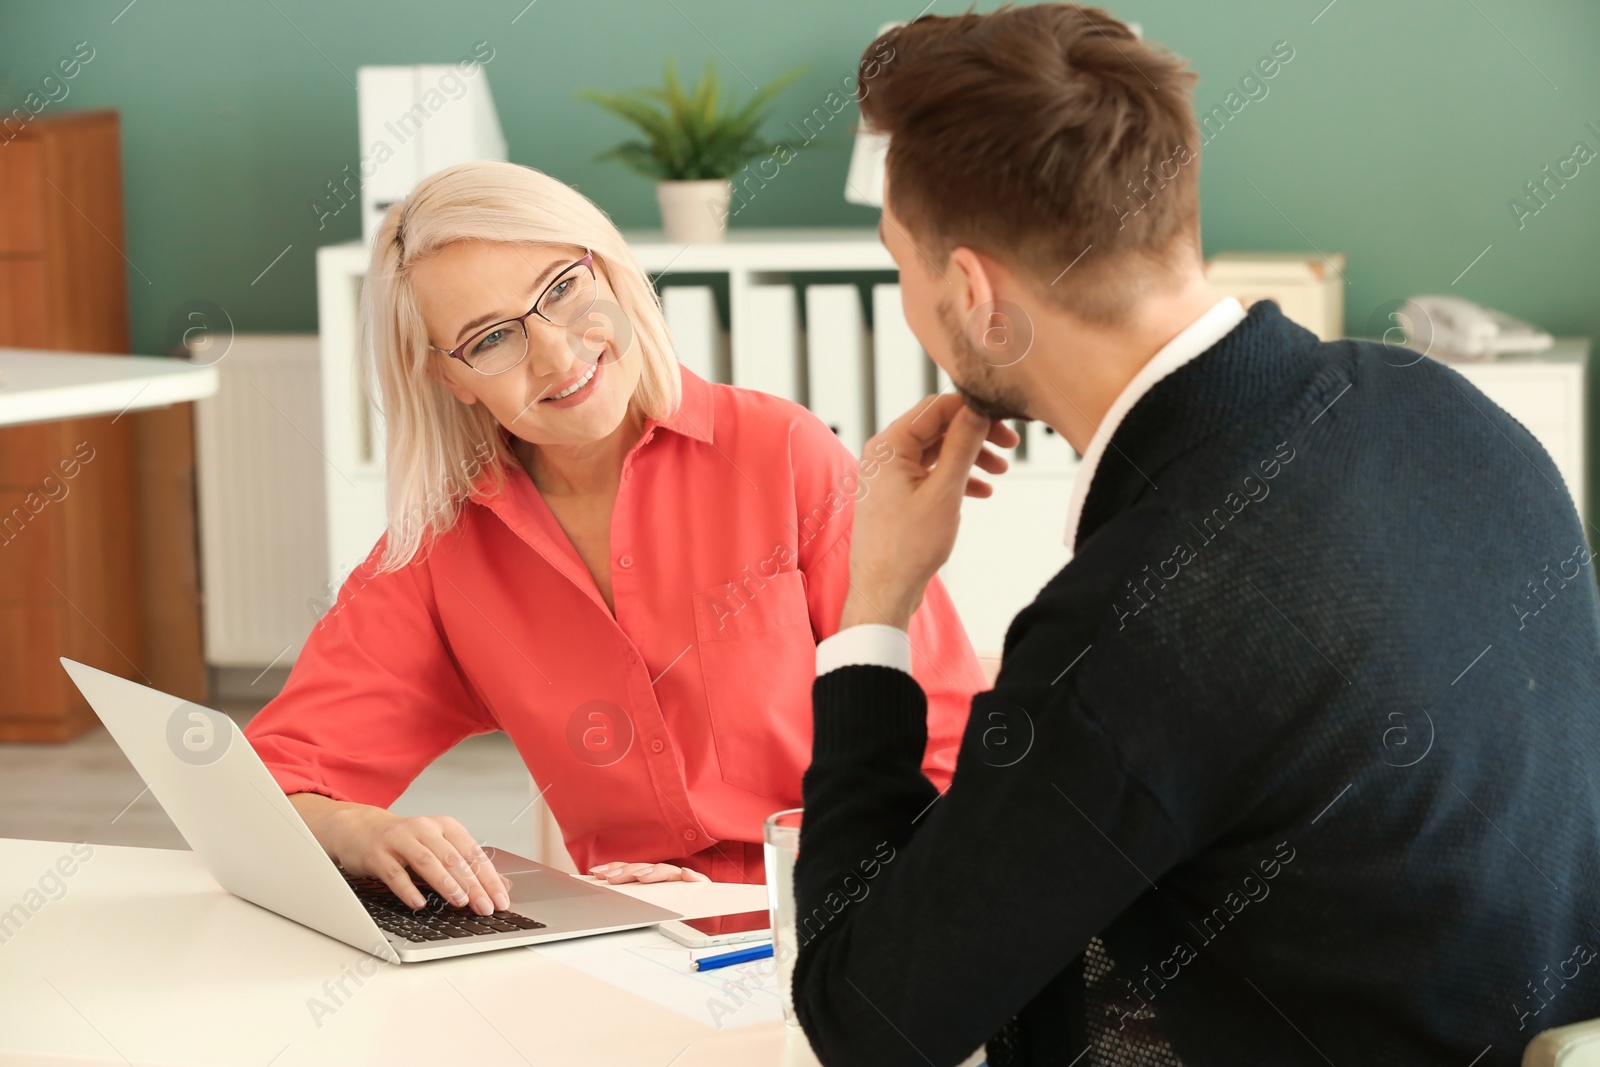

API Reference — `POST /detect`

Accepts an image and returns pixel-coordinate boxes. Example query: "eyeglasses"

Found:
[430,251,598,375]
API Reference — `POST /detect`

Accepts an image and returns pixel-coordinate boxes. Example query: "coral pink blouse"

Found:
[245,367,984,883]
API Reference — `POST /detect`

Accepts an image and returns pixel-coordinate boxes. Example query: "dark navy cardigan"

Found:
[795,300,1600,1066]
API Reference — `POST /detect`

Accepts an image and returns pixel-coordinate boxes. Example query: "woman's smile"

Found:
[542,358,603,407]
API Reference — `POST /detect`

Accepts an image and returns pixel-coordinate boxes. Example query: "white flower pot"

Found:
[656,179,733,243]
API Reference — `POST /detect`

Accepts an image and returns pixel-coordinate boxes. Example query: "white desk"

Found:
[0,838,821,1067]
[0,348,218,427]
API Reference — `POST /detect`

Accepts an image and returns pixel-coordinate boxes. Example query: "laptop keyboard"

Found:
[345,875,547,942]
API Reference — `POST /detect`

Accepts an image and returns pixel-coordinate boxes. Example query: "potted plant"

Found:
[578,59,805,243]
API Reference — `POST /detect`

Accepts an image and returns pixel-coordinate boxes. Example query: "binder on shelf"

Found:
[661,286,725,383]
[871,284,932,430]
[357,65,506,247]
[738,283,802,403]
[805,285,871,456]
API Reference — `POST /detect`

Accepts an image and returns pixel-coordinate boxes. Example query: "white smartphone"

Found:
[659,910,772,949]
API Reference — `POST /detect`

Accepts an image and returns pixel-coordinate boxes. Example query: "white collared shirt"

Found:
[815,296,1249,679]
[1060,296,1247,549]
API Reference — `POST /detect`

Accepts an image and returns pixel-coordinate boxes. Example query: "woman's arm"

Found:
[246,537,510,914]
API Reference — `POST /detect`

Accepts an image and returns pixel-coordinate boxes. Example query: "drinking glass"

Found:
[763,807,803,1027]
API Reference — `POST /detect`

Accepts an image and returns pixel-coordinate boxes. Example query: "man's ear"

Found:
[947,245,998,343]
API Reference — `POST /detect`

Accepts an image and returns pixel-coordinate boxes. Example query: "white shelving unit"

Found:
[625,227,897,407]
[626,227,896,271]
[315,241,388,595]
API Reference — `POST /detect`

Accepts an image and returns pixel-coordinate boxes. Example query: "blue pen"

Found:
[692,942,774,971]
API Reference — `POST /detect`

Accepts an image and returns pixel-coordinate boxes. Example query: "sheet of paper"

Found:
[531,927,783,1031]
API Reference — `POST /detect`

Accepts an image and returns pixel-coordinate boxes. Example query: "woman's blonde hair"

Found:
[360,160,681,573]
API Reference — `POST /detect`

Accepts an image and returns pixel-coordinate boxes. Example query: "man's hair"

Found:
[858,4,1202,324]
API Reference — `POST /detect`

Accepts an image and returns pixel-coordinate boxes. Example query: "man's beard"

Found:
[937,298,1032,422]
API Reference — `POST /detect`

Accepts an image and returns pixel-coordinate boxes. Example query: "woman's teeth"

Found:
[549,363,597,400]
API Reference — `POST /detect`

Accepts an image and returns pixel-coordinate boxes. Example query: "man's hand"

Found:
[841,394,1018,633]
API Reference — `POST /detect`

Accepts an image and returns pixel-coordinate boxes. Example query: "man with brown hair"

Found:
[793,5,1600,1066]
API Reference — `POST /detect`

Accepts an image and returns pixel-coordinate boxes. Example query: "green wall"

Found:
[2,0,1597,359]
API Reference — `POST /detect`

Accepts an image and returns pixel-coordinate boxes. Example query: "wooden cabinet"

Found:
[0,110,202,741]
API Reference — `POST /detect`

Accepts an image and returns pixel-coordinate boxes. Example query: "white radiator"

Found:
[193,334,330,668]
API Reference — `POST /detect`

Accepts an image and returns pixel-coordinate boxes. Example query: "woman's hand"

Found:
[288,793,511,916]
[587,861,710,884]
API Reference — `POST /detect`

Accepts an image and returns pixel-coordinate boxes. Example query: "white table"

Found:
[0,838,821,1067]
[0,348,218,427]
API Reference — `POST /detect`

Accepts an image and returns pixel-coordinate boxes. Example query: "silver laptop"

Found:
[62,657,681,963]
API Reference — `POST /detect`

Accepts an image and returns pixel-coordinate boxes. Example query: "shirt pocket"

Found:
[692,568,816,797]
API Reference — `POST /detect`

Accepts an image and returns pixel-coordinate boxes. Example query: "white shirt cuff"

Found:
[815,624,912,677]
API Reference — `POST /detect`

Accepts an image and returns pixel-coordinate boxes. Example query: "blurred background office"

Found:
[1,0,1595,858]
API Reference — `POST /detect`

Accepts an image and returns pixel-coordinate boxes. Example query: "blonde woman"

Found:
[244,160,990,917]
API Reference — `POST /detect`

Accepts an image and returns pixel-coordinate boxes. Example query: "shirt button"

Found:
[651,739,664,753]
[624,468,634,481]
[626,649,638,664]
[619,555,634,568]
[683,829,698,842]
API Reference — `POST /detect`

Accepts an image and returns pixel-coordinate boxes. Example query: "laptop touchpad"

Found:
[480,847,604,903]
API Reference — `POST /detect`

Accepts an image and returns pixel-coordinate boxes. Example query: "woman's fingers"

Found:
[635,863,700,883]
[395,836,476,910]
[438,820,511,912]
[417,829,500,916]
[370,854,429,911]
[319,807,509,915]
[373,816,495,916]
[598,862,660,883]
[590,861,657,882]
[587,861,710,884]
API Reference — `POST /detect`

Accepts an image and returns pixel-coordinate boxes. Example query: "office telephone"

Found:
[1397,295,1553,361]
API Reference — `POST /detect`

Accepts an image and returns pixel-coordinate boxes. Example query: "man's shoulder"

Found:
[1288,333,1545,453]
